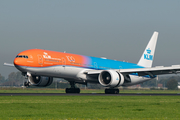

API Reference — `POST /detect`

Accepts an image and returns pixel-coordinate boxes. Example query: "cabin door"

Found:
[37,55,43,65]
[62,57,66,67]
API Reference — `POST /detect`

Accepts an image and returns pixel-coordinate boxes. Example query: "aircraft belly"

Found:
[25,66,90,81]
[57,66,83,78]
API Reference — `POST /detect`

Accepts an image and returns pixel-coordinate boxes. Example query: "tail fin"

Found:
[137,31,159,68]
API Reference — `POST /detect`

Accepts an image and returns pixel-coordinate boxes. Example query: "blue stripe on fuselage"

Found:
[85,56,144,70]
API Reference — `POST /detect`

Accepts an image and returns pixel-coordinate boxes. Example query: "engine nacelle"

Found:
[98,70,124,87]
[27,73,53,87]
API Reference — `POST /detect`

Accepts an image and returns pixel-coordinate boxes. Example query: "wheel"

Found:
[65,88,70,93]
[65,88,80,93]
[105,88,119,94]
[114,89,119,94]
[105,89,110,94]
[75,88,80,93]
[24,81,29,87]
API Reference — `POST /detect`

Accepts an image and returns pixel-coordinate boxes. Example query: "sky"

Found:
[0,0,180,78]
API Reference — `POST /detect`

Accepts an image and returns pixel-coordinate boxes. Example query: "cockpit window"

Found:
[16,55,28,59]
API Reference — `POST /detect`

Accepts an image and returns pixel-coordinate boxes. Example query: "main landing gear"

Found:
[105,88,119,94]
[65,81,80,93]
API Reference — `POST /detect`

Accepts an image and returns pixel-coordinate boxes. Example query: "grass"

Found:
[0,96,180,120]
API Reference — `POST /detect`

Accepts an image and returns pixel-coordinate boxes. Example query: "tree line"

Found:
[140,75,180,90]
[0,72,25,86]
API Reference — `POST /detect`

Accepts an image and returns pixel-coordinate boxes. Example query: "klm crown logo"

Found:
[146,48,151,54]
[144,48,153,61]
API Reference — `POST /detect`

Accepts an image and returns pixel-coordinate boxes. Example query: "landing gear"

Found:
[24,81,30,87]
[105,88,119,94]
[23,73,30,87]
[66,88,80,93]
[65,81,80,93]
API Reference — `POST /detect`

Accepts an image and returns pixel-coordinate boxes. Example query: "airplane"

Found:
[4,31,180,94]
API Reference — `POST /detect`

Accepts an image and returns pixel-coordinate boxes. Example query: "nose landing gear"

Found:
[24,81,30,87]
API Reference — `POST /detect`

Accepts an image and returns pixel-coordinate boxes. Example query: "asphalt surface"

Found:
[0,93,180,96]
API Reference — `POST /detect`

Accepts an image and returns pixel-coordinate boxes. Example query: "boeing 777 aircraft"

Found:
[4,32,180,94]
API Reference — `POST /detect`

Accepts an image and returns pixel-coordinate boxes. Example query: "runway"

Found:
[0,93,180,96]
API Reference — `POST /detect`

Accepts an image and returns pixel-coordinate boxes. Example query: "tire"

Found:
[65,88,80,93]
[105,89,119,94]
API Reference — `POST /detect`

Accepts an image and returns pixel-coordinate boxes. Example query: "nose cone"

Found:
[14,58,20,66]
[14,58,27,72]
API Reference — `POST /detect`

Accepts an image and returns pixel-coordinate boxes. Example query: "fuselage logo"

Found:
[43,52,61,60]
[144,48,153,61]
[43,52,51,58]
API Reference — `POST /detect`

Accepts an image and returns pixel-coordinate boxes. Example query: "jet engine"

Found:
[98,70,124,87]
[27,73,53,87]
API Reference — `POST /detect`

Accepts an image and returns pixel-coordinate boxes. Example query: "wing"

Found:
[120,65,180,77]
[4,63,14,67]
[84,65,180,77]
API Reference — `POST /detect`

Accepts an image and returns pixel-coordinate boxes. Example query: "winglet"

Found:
[137,31,159,68]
